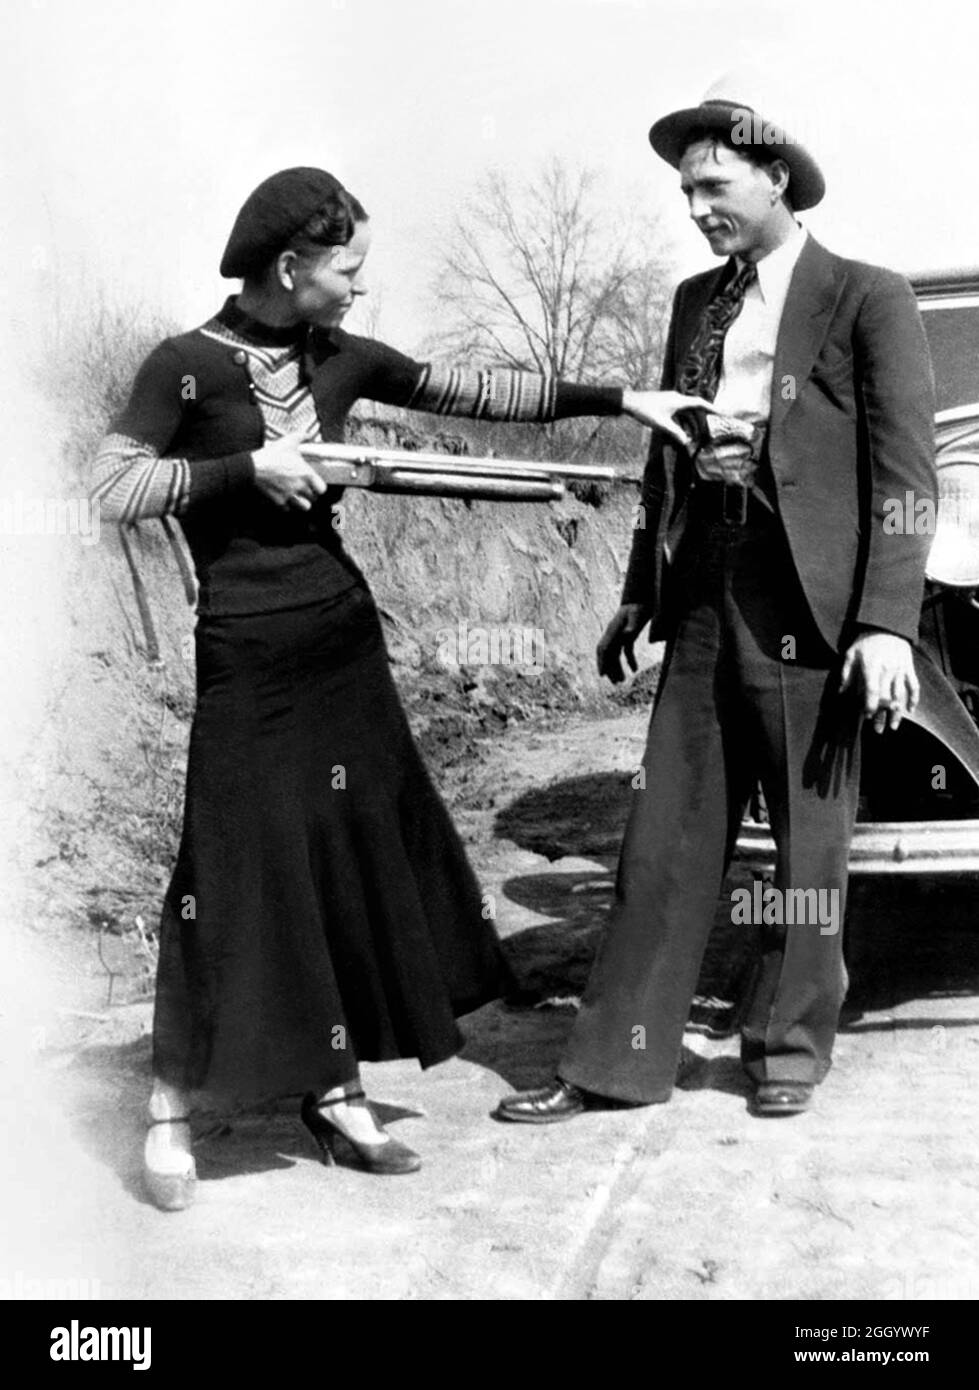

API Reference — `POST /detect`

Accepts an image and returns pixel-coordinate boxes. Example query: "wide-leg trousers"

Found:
[559,505,862,1103]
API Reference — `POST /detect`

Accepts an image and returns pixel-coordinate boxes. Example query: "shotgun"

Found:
[126,445,622,663]
[300,442,619,502]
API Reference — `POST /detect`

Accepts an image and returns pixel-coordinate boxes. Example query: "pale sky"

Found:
[5,0,979,355]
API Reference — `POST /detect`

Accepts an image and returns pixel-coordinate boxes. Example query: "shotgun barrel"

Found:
[300,442,618,502]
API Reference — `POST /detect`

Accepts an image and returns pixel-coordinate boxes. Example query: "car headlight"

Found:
[926,442,979,587]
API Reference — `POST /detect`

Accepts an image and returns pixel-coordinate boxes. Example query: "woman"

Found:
[91,167,706,1208]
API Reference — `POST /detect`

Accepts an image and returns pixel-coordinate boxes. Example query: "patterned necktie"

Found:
[677,261,758,401]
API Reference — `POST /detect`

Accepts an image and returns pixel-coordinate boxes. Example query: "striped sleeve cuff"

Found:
[406,364,623,422]
[407,365,558,421]
[91,434,255,522]
[91,434,191,523]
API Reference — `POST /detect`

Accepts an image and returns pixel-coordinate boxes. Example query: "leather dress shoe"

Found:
[752,1081,814,1117]
[493,1078,588,1124]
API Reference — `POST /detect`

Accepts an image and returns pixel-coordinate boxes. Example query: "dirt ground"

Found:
[4,708,979,1302]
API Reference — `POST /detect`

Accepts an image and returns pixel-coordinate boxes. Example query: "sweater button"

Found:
[232,349,247,365]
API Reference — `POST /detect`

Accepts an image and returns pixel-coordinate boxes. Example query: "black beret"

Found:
[219,167,348,279]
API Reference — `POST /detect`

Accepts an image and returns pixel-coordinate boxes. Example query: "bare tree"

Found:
[593,254,675,389]
[432,158,675,388]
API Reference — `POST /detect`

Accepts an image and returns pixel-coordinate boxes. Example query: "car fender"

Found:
[909,646,979,790]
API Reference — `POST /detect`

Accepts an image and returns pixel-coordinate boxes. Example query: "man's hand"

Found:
[621,390,716,447]
[597,604,653,683]
[252,433,327,511]
[839,632,920,733]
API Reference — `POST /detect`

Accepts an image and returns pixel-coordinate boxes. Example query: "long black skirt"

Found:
[153,583,510,1104]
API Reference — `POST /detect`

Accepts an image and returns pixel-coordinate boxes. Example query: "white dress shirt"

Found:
[712,222,808,426]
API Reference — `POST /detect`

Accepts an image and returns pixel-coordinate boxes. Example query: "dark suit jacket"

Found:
[622,236,938,651]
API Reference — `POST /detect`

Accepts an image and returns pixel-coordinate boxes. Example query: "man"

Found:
[495,76,937,1121]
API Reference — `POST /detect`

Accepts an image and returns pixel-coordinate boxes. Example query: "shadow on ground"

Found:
[472,772,979,1091]
[63,773,979,1163]
[492,770,754,1006]
[66,1030,428,1205]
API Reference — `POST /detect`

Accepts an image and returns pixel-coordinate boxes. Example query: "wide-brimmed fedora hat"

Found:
[649,70,825,211]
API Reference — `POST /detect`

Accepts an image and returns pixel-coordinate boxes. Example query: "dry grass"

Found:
[36,290,178,490]
[31,293,187,956]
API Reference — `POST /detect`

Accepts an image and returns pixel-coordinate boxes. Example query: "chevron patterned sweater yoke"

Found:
[198,322,322,445]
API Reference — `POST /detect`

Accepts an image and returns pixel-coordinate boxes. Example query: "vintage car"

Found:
[736,268,979,877]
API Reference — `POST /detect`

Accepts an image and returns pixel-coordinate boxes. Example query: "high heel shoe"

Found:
[300,1092,422,1175]
[143,1117,197,1211]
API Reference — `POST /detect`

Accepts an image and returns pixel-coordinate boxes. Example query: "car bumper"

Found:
[735,819,979,875]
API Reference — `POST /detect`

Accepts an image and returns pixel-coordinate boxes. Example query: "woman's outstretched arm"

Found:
[355,336,710,446]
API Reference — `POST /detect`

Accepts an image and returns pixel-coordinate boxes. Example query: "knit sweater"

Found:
[92,298,624,616]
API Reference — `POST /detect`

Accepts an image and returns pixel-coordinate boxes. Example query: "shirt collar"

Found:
[218,295,309,347]
[736,222,807,305]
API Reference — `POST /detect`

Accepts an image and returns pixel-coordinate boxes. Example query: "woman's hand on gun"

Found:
[252,434,327,511]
